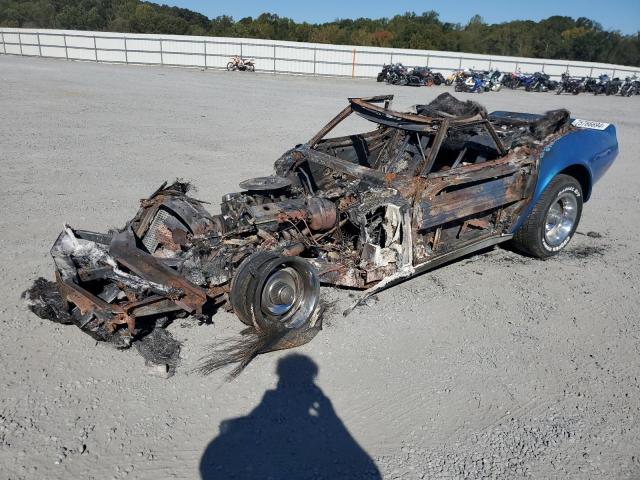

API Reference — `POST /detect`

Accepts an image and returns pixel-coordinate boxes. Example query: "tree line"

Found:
[1,0,638,67]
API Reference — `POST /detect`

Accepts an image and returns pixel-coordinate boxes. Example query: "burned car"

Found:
[25,93,618,375]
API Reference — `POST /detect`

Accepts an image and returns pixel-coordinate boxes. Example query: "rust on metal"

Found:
[35,92,573,359]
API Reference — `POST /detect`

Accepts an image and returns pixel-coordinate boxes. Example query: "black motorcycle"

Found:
[620,76,640,96]
[377,64,392,82]
[501,72,523,89]
[386,63,409,85]
[406,66,442,87]
[605,77,622,96]
[556,73,584,95]
[591,75,611,95]
[525,72,555,92]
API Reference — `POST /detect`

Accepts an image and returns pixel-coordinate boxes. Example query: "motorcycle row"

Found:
[555,73,639,96]
[376,63,640,97]
[377,63,445,86]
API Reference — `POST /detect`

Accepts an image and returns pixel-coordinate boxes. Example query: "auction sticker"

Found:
[572,119,610,130]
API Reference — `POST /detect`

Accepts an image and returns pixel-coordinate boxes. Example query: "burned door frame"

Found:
[411,121,535,264]
[304,96,537,270]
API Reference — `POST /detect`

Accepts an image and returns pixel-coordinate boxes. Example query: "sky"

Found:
[158,0,639,34]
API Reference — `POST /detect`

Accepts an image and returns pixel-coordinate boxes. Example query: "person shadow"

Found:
[199,354,381,480]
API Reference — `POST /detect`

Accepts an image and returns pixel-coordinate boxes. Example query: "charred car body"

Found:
[27,93,618,373]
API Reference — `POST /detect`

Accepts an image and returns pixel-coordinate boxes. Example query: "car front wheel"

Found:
[230,252,321,332]
[512,174,583,258]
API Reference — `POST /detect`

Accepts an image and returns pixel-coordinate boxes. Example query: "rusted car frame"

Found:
[26,93,617,374]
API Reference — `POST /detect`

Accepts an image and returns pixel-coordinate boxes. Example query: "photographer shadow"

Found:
[200,354,381,479]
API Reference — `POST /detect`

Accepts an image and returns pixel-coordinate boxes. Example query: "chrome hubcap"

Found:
[544,192,578,247]
[261,267,301,316]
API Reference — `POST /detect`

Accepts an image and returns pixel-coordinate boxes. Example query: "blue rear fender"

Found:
[511,124,618,233]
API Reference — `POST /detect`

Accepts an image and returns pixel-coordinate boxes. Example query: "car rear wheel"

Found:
[512,174,583,258]
[230,252,321,332]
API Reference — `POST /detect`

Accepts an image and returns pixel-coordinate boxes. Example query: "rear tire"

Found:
[226,62,235,71]
[512,174,583,259]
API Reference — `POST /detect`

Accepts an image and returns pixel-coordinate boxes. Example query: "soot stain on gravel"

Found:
[135,328,181,376]
[576,230,604,239]
[564,245,607,259]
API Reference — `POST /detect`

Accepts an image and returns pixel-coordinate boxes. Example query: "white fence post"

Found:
[63,33,68,60]
[203,40,207,69]
[1,31,5,54]
[18,32,22,55]
[124,36,128,64]
[93,35,97,61]
[37,32,42,56]
[160,38,163,66]
[351,48,356,78]
[313,47,316,75]
[273,44,276,73]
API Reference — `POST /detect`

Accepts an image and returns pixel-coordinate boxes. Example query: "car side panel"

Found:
[510,124,618,233]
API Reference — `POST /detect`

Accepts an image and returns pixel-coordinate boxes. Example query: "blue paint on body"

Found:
[510,122,618,232]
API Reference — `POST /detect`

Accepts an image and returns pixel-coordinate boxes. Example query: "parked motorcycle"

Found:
[501,71,524,89]
[620,76,640,96]
[377,64,392,82]
[604,77,622,96]
[386,63,410,85]
[455,72,485,93]
[405,67,445,87]
[484,69,503,91]
[590,74,611,95]
[445,70,466,86]
[556,73,584,95]
[226,56,255,72]
[525,72,556,92]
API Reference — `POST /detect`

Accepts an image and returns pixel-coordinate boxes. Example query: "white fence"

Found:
[2,27,639,80]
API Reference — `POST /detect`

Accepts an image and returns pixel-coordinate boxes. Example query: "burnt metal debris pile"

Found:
[24,93,574,377]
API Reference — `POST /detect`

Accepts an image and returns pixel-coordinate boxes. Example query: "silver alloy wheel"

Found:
[544,192,578,247]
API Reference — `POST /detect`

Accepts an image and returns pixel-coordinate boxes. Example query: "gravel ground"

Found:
[1,55,639,480]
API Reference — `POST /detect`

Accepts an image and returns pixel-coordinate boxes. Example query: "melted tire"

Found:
[230,252,278,327]
[512,174,583,259]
